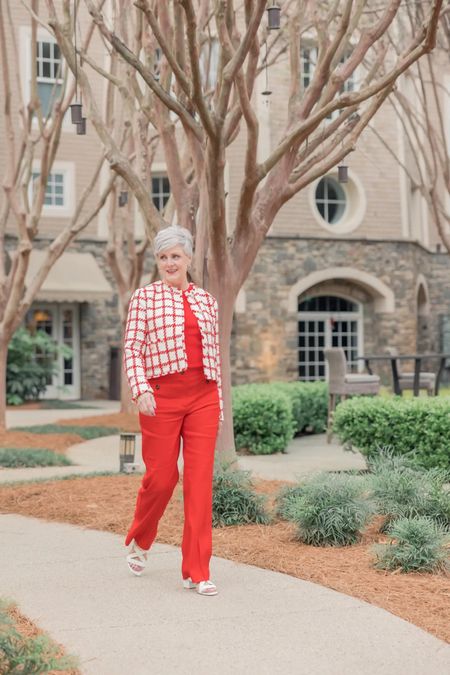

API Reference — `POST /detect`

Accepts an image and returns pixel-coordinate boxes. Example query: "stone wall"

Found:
[231,236,447,387]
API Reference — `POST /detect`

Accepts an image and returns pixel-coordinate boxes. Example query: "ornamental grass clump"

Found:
[286,472,373,546]
[368,451,450,530]
[373,517,450,573]
[0,448,72,468]
[274,484,305,521]
[0,599,78,673]
[212,466,270,527]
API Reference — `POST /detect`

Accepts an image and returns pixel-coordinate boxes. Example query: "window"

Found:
[32,172,65,207]
[298,295,362,381]
[30,162,74,216]
[315,176,346,225]
[301,47,317,92]
[200,39,219,89]
[301,47,355,119]
[152,175,170,212]
[36,40,63,117]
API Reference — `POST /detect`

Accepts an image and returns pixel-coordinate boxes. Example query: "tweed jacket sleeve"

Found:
[213,300,224,422]
[123,288,153,401]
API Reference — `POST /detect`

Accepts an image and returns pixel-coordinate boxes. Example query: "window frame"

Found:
[151,173,171,213]
[309,169,367,235]
[30,161,75,218]
[315,176,347,226]
[297,295,364,381]
[20,25,72,131]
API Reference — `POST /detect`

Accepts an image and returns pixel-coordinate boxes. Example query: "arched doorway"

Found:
[298,295,363,381]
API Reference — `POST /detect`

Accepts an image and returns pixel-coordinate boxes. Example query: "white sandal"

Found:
[183,578,218,596]
[126,542,148,576]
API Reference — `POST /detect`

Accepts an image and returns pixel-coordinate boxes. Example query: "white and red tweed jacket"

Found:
[123,280,223,419]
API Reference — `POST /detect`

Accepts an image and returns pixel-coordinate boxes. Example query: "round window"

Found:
[315,176,346,225]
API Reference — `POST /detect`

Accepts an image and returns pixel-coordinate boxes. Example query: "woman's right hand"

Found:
[136,391,156,416]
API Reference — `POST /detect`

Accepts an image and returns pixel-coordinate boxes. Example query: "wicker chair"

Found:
[324,347,380,442]
[385,347,435,395]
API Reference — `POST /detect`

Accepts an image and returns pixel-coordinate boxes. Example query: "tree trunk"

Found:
[213,285,237,464]
[0,338,8,432]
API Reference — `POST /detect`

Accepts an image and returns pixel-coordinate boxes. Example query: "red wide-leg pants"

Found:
[125,367,220,583]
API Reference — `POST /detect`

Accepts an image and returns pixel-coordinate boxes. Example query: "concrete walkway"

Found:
[1,515,449,675]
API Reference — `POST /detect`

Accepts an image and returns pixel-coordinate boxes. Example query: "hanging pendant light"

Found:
[70,102,82,124]
[76,117,87,135]
[118,190,128,207]
[338,163,348,183]
[71,0,86,131]
[267,2,281,30]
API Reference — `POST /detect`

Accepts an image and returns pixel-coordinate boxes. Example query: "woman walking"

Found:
[123,225,222,596]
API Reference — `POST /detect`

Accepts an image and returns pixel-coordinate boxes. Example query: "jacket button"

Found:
[155,384,160,390]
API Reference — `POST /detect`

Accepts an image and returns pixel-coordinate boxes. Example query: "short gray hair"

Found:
[153,225,193,257]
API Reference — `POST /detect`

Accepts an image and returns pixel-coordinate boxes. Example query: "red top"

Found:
[183,291,203,368]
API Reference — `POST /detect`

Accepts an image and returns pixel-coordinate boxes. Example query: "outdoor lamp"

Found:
[119,433,136,472]
[338,164,348,183]
[70,102,83,124]
[76,117,87,135]
[267,2,281,30]
[118,190,129,207]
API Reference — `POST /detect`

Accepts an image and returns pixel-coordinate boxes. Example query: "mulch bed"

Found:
[57,412,140,432]
[0,430,82,455]
[1,473,449,644]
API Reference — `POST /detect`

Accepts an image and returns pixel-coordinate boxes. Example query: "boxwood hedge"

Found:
[333,397,450,469]
[232,381,328,455]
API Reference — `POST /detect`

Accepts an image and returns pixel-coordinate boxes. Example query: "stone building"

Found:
[2,4,450,400]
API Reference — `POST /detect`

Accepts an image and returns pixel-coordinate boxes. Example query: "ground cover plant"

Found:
[373,517,450,574]
[274,484,305,521]
[279,472,373,546]
[332,397,450,469]
[0,448,72,468]
[212,465,270,527]
[0,599,78,673]
[367,452,450,530]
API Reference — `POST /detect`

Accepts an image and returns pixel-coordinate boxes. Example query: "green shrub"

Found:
[368,452,450,529]
[333,396,450,469]
[0,599,78,673]
[373,517,450,573]
[271,382,328,434]
[212,466,270,527]
[13,424,120,439]
[0,448,72,468]
[274,484,305,521]
[286,472,373,546]
[232,384,296,454]
[6,328,72,406]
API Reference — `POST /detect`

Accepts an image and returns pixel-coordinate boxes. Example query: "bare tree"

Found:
[46,0,442,459]
[368,5,450,251]
[0,0,122,429]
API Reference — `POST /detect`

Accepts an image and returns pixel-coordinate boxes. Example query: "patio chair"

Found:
[324,347,380,443]
[385,347,436,396]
